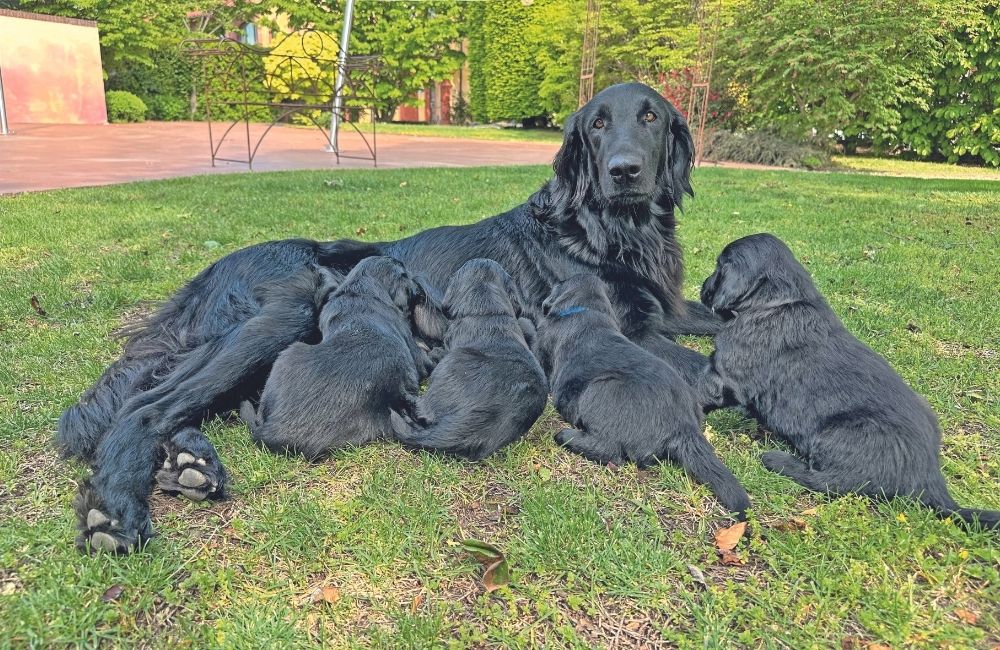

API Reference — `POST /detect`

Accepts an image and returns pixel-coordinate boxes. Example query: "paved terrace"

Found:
[0,122,561,194]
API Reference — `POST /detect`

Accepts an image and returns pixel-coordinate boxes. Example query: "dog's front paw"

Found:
[73,483,151,554]
[554,428,577,447]
[155,428,227,502]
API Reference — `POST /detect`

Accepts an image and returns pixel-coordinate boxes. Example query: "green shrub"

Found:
[701,130,831,169]
[105,91,147,123]
[145,95,189,121]
[897,2,1000,167]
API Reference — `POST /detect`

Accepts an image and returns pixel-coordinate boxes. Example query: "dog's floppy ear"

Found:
[551,112,591,209]
[665,102,694,208]
[707,257,763,316]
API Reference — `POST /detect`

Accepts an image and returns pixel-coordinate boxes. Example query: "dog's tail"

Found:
[765,451,1000,532]
[920,481,1000,531]
[666,428,751,519]
[56,351,170,461]
[390,407,494,461]
[238,400,261,435]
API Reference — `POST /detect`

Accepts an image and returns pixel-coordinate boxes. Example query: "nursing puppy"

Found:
[391,259,548,460]
[699,233,999,529]
[241,256,432,459]
[536,274,750,518]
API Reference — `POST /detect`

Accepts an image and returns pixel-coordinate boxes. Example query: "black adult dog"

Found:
[536,274,751,518]
[58,82,720,553]
[242,256,434,460]
[391,259,548,460]
[699,233,999,530]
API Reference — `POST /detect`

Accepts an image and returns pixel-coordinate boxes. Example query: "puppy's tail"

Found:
[390,407,493,461]
[239,400,261,436]
[921,483,1000,531]
[666,429,751,520]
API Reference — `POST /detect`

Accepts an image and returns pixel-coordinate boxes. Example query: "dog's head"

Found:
[701,234,818,319]
[541,274,617,324]
[442,258,523,320]
[552,82,694,211]
[342,256,425,314]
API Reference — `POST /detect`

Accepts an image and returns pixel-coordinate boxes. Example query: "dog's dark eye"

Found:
[643,111,657,123]
[592,118,605,129]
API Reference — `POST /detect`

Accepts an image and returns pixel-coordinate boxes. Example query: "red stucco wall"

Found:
[0,10,107,124]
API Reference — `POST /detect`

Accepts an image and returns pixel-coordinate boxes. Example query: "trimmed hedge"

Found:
[105,91,147,123]
[701,130,831,169]
[483,0,545,122]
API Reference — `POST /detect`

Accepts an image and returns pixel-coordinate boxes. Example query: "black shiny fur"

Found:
[59,83,720,552]
[391,259,548,461]
[699,233,999,530]
[241,257,433,459]
[536,275,750,518]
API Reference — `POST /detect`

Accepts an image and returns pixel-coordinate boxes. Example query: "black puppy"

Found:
[241,256,432,459]
[699,233,999,529]
[536,274,751,517]
[391,259,548,460]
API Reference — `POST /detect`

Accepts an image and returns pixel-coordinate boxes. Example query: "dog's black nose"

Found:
[608,155,642,183]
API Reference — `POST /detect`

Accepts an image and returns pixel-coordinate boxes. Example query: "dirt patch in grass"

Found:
[933,339,997,360]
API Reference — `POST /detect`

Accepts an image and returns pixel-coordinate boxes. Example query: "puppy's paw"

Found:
[73,483,150,555]
[554,428,578,447]
[156,430,227,502]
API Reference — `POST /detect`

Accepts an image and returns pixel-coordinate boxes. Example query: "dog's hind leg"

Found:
[664,429,750,519]
[74,281,319,554]
[760,450,839,493]
[555,428,625,466]
[155,426,227,501]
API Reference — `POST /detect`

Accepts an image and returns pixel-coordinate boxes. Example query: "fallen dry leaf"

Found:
[307,585,341,605]
[714,521,747,551]
[774,517,808,532]
[30,295,47,317]
[101,584,124,602]
[718,547,746,566]
[867,644,891,650]
[687,564,707,589]
[410,593,424,614]
[800,507,819,516]
[954,608,978,625]
[841,638,861,650]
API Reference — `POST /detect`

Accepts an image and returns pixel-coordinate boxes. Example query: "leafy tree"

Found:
[717,0,971,150]
[350,1,467,122]
[897,1,1000,166]
[596,0,697,88]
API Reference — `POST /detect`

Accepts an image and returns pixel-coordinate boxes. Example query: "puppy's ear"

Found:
[709,260,763,316]
[665,102,694,208]
[552,112,590,209]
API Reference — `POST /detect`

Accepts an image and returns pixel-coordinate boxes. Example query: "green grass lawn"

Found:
[1,166,998,648]
[376,122,564,143]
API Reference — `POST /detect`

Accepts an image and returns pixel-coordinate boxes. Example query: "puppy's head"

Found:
[541,274,616,325]
[553,82,694,211]
[344,256,424,314]
[442,259,523,319]
[701,233,817,318]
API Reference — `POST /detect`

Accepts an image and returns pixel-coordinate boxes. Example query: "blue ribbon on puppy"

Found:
[555,306,587,318]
